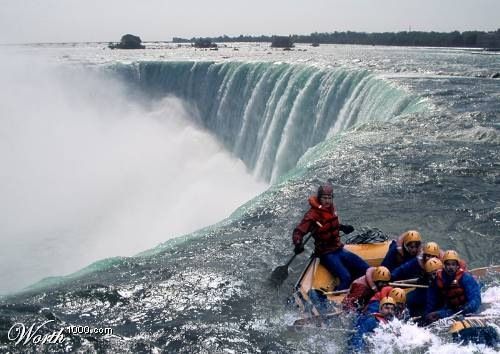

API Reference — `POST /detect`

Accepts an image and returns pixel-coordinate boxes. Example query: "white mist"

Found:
[0,49,267,294]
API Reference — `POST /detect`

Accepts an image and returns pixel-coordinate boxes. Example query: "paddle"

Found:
[470,265,500,278]
[388,282,428,288]
[270,232,313,286]
[392,278,419,283]
[292,310,343,327]
[463,315,500,321]
[319,289,350,295]
[390,264,500,287]
[389,265,500,289]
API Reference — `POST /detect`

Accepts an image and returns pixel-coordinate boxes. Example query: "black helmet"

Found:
[317,184,334,198]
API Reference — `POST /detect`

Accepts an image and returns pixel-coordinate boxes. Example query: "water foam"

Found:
[366,285,500,353]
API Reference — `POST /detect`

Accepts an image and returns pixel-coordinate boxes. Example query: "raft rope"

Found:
[344,228,389,244]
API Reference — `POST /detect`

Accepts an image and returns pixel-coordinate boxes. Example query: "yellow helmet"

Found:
[443,250,460,263]
[379,296,396,310]
[389,288,407,304]
[424,258,443,273]
[423,242,440,257]
[373,266,391,282]
[403,230,422,246]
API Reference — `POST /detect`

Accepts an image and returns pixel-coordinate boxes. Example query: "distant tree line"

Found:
[173,30,500,49]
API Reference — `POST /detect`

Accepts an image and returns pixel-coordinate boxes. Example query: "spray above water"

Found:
[118,61,426,182]
[364,286,500,353]
[0,53,267,294]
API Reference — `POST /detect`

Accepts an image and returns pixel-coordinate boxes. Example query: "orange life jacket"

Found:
[292,196,342,255]
[436,269,466,309]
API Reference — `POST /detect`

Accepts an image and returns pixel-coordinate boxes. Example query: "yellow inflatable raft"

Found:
[293,241,390,311]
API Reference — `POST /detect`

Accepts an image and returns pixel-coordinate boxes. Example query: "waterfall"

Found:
[110,61,425,182]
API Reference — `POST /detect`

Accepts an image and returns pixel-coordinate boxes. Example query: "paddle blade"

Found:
[292,311,342,327]
[270,264,289,286]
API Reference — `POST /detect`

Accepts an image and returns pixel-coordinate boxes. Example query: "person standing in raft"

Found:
[292,183,369,290]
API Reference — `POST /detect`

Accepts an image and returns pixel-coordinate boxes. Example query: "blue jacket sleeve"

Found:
[348,315,379,352]
[436,308,454,319]
[365,300,380,314]
[391,258,419,281]
[381,241,398,271]
[425,281,440,315]
[460,273,481,315]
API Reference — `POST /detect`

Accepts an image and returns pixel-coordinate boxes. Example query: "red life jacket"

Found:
[436,269,466,309]
[369,286,393,303]
[292,196,342,255]
[342,268,378,311]
[373,313,388,324]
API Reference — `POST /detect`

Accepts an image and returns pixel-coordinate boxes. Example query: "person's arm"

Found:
[365,267,377,291]
[365,300,380,314]
[292,211,314,246]
[342,282,368,311]
[339,224,354,234]
[425,282,438,314]
[460,273,481,315]
[391,259,415,281]
[380,241,397,270]
[348,315,378,352]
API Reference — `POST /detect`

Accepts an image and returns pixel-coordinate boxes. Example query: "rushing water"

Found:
[0,42,499,353]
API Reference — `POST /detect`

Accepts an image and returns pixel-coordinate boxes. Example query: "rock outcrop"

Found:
[109,34,145,49]
[271,36,294,49]
[193,38,217,49]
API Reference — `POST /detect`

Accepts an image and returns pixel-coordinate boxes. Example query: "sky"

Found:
[0,0,499,44]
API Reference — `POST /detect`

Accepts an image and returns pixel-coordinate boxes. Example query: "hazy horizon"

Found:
[3,28,500,46]
[0,0,499,44]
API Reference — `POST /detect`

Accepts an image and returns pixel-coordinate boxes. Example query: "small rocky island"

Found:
[109,34,145,49]
[270,36,294,49]
[193,38,218,49]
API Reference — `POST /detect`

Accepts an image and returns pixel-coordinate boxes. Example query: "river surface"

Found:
[0,42,499,352]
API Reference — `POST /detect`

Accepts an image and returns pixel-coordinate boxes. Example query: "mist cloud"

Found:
[0,49,267,293]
